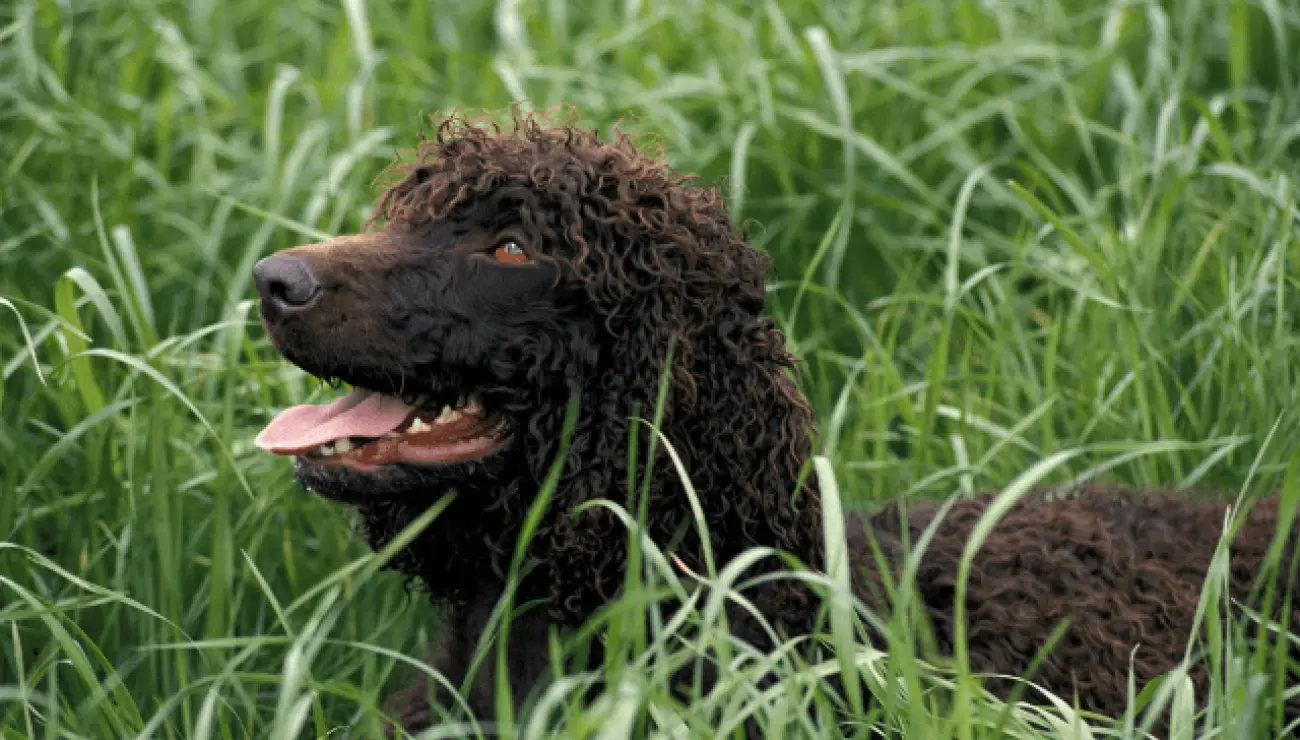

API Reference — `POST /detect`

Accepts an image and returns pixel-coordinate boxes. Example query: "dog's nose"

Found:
[253,254,321,319]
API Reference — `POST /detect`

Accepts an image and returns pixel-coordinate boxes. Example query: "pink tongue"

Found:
[254,389,416,455]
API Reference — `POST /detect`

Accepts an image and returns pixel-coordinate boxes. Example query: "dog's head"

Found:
[252,210,585,505]
[253,112,820,606]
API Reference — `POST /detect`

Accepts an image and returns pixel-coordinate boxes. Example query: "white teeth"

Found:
[436,406,462,424]
[318,443,336,456]
[334,438,353,453]
[463,394,483,415]
[409,417,430,433]
[385,431,402,438]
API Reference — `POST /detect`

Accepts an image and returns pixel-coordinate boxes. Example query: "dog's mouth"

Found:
[254,388,513,471]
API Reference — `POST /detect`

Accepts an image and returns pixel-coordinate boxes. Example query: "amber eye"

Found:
[493,240,528,264]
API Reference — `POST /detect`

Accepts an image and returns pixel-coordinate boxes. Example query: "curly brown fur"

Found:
[854,484,1300,734]
[251,110,1299,736]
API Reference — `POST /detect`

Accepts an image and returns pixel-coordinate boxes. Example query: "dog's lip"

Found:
[305,406,513,467]
[258,383,516,470]
[299,425,514,472]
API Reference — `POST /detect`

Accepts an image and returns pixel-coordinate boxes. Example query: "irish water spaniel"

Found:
[251,112,1299,735]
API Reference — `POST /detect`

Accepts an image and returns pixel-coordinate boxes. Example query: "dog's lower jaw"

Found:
[290,451,512,505]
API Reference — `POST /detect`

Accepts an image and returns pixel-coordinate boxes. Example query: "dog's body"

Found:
[252,113,1298,734]
[372,485,1298,733]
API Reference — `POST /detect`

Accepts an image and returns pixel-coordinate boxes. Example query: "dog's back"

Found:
[847,486,1300,730]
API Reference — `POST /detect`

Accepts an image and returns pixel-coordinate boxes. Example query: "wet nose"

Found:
[253,254,321,320]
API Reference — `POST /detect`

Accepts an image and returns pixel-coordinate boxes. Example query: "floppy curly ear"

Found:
[530,260,706,621]
[531,169,827,623]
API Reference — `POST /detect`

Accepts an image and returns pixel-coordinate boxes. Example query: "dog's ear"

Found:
[525,172,826,622]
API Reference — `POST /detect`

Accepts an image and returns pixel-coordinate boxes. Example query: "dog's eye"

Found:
[493,241,528,264]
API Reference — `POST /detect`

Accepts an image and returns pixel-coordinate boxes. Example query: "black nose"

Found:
[253,254,321,320]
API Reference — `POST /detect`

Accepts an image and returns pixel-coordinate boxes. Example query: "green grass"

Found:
[3,0,1300,736]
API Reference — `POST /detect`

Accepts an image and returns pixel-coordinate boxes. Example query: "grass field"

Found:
[4,0,1300,736]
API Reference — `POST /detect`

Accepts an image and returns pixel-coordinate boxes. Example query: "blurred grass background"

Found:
[2,0,1300,737]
